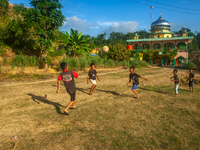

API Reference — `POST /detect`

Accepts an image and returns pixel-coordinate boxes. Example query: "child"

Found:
[56,62,79,115]
[187,69,195,92]
[87,63,100,95]
[170,69,179,96]
[127,67,148,99]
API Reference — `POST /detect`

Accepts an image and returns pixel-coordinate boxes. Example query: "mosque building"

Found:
[126,14,194,66]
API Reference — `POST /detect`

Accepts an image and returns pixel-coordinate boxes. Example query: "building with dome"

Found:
[126,14,194,66]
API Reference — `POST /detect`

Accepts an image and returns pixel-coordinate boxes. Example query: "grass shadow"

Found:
[77,87,133,98]
[28,93,65,114]
[138,86,171,95]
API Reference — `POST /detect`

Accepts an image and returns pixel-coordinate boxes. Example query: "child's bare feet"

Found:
[89,92,92,95]
[175,94,178,96]
[64,111,70,115]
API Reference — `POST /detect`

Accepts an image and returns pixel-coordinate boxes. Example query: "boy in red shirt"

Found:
[57,62,78,115]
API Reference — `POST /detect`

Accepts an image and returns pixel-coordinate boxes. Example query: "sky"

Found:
[9,0,200,37]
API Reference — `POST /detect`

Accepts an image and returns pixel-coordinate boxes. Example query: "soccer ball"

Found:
[102,46,109,53]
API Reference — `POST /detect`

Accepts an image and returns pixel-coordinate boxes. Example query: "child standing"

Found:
[170,69,179,96]
[87,63,100,95]
[56,62,79,115]
[127,67,148,99]
[187,69,195,92]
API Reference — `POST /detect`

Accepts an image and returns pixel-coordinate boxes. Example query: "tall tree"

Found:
[23,0,65,69]
[0,0,9,15]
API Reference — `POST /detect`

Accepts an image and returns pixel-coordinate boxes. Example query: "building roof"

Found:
[151,15,170,27]
[127,36,194,43]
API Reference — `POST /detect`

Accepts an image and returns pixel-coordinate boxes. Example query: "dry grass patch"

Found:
[0,67,200,149]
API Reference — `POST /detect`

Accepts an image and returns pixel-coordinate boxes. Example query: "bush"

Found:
[68,57,79,70]
[79,57,88,70]
[187,62,196,69]
[129,60,149,68]
[28,56,39,67]
[12,55,28,67]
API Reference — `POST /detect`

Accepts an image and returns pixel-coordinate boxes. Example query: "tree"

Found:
[0,0,9,15]
[12,3,27,16]
[65,29,90,57]
[162,48,178,65]
[106,44,131,61]
[23,0,65,69]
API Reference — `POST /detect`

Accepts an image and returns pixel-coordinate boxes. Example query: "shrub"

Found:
[79,57,88,70]
[120,61,127,66]
[129,60,149,68]
[12,55,28,67]
[68,57,79,70]
[187,62,196,69]
[3,57,8,65]
[28,56,39,67]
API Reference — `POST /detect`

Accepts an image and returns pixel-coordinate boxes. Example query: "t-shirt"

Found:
[189,73,195,82]
[174,74,179,84]
[129,73,141,85]
[57,70,78,82]
[88,69,97,80]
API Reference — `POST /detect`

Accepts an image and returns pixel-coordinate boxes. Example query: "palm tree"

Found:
[65,29,90,57]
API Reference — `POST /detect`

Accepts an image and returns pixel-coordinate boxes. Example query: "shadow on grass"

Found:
[28,93,65,114]
[77,87,133,98]
[137,86,171,95]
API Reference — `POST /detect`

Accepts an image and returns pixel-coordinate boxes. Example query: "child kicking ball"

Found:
[56,62,79,115]
[87,63,100,95]
[127,67,148,99]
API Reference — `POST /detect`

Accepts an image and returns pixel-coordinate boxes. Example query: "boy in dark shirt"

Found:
[170,69,179,96]
[56,62,79,115]
[87,63,100,95]
[187,69,195,92]
[127,67,148,99]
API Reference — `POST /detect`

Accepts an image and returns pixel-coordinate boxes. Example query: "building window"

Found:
[167,35,169,38]
[158,35,160,38]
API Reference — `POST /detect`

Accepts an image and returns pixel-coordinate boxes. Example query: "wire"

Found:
[189,20,200,28]
[126,0,200,15]
[143,0,200,12]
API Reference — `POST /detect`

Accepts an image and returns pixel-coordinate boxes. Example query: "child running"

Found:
[170,69,179,96]
[56,62,78,115]
[87,63,100,95]
[127,67,148,99]
[187,69,195,92]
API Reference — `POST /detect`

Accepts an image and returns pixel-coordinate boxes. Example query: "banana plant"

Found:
[65,28,90,57]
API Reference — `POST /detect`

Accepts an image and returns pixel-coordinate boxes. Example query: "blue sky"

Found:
[9,0,200,37]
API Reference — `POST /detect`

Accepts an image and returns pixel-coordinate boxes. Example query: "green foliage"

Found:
[48,49,66,57]
[79,57,88,70]
[12,3,27,16]
[0,0,8,15]
[23,0,65,68]
[106,44,131,61]
[64,29,90,57]
[163,48,178,62]
[144,50,154,60]
[3,57,8,65]
[68,57,79,70]
[129,60,149,68]
[12,55,40,68]
[0,48,6,56]
[28,56,39,67]
[187,62,196,69]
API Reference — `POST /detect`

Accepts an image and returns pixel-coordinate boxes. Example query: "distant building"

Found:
[127,14,194,66]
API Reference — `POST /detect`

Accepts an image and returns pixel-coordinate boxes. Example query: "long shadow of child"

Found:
[28,93,65,114]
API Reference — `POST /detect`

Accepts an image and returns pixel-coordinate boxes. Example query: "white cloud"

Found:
[61,16,139,36]
[103,21,139,34]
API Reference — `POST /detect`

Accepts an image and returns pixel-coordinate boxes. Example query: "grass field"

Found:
[0,67,200,150]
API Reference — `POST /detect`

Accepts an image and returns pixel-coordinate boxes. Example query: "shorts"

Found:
[132,84,137,90]
[189,81,194,87]
[90,79,97,85]
[69,92,75,101]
